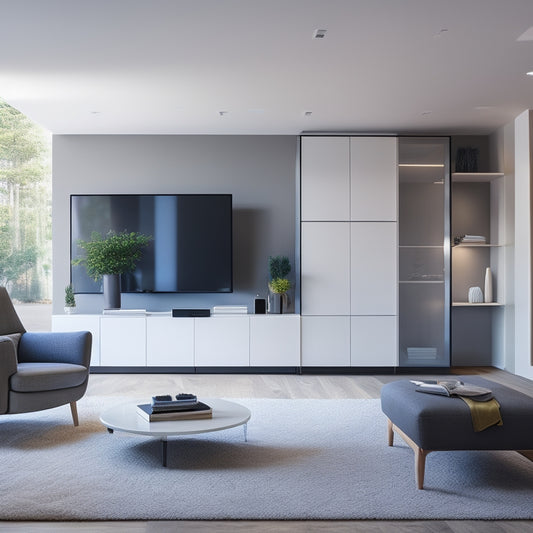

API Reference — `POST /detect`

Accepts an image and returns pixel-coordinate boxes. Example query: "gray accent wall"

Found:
[52,135,298,314]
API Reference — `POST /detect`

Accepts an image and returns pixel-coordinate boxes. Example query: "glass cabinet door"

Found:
[398,137,450,367]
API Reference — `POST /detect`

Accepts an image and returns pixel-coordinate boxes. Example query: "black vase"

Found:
[103,274,121,309]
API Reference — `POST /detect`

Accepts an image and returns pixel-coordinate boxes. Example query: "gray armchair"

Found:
[0,287,92,426]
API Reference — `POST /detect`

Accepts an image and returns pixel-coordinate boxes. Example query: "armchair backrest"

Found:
[0,287,26,336]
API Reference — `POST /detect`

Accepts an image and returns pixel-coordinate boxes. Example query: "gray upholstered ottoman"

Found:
[380,375,533,489]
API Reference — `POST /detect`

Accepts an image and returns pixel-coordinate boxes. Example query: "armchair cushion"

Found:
[10,363,88,393]
[18,331,91,368]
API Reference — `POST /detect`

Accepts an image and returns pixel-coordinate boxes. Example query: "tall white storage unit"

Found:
[300,136,399,367]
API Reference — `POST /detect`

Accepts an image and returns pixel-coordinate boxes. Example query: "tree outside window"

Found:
[0,100,51,302]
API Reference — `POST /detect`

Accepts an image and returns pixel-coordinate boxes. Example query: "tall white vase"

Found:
[484,267,493,303]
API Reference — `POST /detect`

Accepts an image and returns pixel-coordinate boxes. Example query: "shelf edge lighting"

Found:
[398,164,445,167]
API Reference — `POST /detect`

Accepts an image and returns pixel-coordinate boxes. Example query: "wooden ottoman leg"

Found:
[389,421,430,489]
[415,448,429,490]
[388,418,394,446]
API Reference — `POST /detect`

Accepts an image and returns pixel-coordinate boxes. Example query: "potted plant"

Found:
[72,230,152,309]
[268,255,292,313]
[64,284,76,314]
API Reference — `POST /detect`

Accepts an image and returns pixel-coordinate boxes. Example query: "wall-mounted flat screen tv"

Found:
[71,194,233,294]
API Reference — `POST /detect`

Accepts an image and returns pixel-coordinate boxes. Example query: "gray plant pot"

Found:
[103,274,121,309]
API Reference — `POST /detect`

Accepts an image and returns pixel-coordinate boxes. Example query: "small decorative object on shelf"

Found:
[64,284,76,314]
[468,286,484,304]
[484,267,493,303]
[454,234,486,245]
[455,147,479,172]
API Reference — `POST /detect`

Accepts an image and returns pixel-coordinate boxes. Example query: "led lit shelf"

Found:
[452,172,504,182]
[399,245,443,249]
[453,243,502,248]
[452,302,503,307]
[400,280,444,284]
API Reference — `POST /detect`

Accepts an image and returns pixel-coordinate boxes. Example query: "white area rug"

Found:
[0,397,532,520]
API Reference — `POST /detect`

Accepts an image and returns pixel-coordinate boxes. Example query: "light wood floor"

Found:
[1,367,532,533]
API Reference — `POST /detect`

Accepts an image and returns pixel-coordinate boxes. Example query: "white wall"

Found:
[52,135,298,314]
[514,110,533,380]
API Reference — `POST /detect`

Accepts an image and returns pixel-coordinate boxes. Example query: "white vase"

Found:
[484,267,493,303]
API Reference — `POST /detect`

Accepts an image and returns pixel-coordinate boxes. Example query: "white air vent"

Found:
[407,347,437,360]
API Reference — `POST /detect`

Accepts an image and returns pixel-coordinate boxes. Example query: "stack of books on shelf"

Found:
[454,234,486,245]
[137,394,212,422]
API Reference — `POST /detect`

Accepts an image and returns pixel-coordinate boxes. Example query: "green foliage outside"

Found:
[72,230,152,281]
[0,100,51,301]
[268,255,292,294]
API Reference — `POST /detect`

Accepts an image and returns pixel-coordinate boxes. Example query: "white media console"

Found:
[52,313,301,369]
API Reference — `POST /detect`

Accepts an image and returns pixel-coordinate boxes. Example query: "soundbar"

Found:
[172,309,211,318]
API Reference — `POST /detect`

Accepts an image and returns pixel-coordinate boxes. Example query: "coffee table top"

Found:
[99,398,251,437]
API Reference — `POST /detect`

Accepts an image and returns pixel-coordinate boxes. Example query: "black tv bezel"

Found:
[69,193,233,294]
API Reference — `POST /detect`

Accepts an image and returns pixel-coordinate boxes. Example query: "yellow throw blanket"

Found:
[460,396,503,432]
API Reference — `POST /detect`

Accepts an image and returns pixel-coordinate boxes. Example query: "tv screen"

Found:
[70,194,233,294]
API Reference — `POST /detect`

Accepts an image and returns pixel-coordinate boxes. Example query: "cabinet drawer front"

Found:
[350,137,397,221]
[301,316,350,366]
[100,317,146,366]
[301,136,350,221]
[351,316,398,366]
[351,222,398,315]
[301,222,351,315]
[195,317,250,366]
[250,315,300,366]
[146,317,194,366]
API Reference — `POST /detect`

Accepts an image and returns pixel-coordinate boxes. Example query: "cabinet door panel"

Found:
[351,222,397,315]
[301,316,350,366]
[301,137,350,221]
[350,137,397,221]
[146,317,194,366]
[250,315,300,366]
[351,316,398,366]
[100,317,146,366]
[194,317,249,366]
[301,222,350,315]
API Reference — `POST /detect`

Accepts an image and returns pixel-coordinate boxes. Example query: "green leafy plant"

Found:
[269,277,291,294]
[64,283,76,307]
[268,255,292,294]
[268,255,291,280]
[72,230,152,281]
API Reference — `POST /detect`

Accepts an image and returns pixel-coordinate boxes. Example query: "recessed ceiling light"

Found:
[313,29,327,39]
[433,29,448,38]
[527,71,533,76]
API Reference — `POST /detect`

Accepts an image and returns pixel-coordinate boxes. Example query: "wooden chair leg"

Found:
[415,448,428,490]
[70,401,79,426]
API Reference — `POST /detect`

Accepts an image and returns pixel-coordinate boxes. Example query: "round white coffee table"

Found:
[100,398,251,466]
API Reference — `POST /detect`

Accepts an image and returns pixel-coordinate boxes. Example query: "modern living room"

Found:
[2,1,533,532]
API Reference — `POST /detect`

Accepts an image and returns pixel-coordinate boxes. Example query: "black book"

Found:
[137,401,212,422]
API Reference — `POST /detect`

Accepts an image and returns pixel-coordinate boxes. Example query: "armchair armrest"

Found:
[18,331,92,368]
[0,336,18,414]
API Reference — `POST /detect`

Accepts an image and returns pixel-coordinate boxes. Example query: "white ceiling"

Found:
[3,0,533,135]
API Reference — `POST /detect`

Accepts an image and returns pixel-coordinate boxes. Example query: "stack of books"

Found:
[137,394,212,422]
[454,234,486,245]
